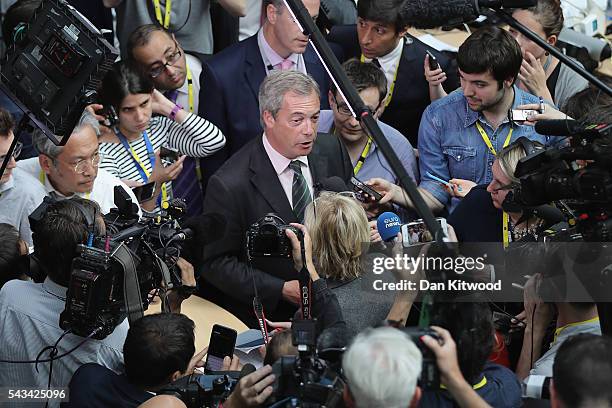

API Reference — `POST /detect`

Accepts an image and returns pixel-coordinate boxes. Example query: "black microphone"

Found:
[399,0,536,29]
[314,176,349,197]
[535,119,611,138]
[239,363,256,379]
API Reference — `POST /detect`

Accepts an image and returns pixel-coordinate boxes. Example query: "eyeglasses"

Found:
[149,42,182,78]
[53,151,105,174]
[0,141,22,163]
[331,93,380,118]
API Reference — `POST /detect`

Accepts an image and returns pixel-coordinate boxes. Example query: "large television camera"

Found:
[514,119,612,240]
[60,187,195,339]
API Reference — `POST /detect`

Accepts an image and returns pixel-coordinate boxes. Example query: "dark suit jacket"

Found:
[327,25,460,146]
[200,133,352,327]
[198,34,340,191]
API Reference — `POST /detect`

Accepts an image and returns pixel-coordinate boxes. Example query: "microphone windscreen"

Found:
[239,363,257,379]
[318,176,349,194]
[377,212,402,242]
[534,119,579,136]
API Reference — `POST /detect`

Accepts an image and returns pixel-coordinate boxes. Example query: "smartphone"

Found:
[426,50,439,71]
[205,324,237,373]
[425,171,452,188]
[350,176,383,202]
[401,217,448,247]
[160,145,180,164]
[131,181,156,203]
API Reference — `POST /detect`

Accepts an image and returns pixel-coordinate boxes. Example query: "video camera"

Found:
[60,186,195,339]
[513,119,612,240]
[158,371,243,408]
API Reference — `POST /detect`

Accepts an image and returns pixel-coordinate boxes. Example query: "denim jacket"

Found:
[417,86,556,212]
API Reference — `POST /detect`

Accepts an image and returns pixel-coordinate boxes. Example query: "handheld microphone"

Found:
[377,212,402,242]
[314,176,349,197]
[535,119,611,138]
[399,0,536,29]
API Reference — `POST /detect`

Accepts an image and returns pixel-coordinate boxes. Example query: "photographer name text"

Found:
[373,279,502,292]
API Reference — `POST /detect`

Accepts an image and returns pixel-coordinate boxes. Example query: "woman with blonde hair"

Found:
[304,193,416,338]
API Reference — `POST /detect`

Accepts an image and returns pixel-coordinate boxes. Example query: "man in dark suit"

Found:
[327,0,460,146]
[200,71,352,326]
[198,0,338,191]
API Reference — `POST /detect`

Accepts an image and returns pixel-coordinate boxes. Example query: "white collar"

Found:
[262,133,308,176]
[376,37,404,70]
[0,175,14,193]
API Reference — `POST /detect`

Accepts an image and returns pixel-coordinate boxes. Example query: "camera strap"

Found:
[248,261,270,345]
[299,233,312,320]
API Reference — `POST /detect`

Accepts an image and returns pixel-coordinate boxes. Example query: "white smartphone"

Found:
[401,217,449,247]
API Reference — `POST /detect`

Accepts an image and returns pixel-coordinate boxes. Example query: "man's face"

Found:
[357,18,405,59]
[43,126,100,195]
[486,160,513,210]
[268,0,319,56]
[118,93,153,135]
[263,90,320,159]
[131,31,187,91]
[0,131,17,184]
[459,69,509,112]
[329,87,381,144]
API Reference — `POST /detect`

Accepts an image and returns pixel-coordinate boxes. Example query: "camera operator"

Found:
[0,198,129,403]
[66,313,240,407]
[419,302,522,407]
[549,333,612,408]
[16,111,142,216]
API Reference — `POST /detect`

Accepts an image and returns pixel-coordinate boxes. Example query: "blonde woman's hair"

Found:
[497,139,543,185]
[304,193,370,281]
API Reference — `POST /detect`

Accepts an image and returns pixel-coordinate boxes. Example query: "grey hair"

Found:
[258,70,320,128]
[33,110,100,158]
[343,327,422,408]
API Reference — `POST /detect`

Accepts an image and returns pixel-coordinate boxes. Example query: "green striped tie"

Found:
[289,160,312,222]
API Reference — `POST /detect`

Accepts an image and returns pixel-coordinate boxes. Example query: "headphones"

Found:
[500,137,544,213]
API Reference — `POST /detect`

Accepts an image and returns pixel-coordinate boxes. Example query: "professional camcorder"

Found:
[60,187,196,339]
[247,214,302,259]
[159,371,242,408]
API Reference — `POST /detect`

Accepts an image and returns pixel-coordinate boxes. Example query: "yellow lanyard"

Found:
[360,46,403,108]
[441,375,487,391]
[353,138,373,176]
[186,63,194,113]
[124,139,169,205]
[39,170,91,199]
[475,121,514,248]
[153,0,172,29]
[553,317,599,344]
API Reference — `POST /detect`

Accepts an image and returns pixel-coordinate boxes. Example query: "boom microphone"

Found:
[399,0,536,29]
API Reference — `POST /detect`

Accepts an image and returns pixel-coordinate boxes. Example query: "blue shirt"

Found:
[318,110,419,184]
[419,362,522,408]
[417,87,555,212]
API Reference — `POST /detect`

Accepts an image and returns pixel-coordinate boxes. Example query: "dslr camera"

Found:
[247,214,302,258]
[403,327,442,389]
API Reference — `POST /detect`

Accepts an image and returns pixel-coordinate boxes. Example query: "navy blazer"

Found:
[327,25,460,146]
[198,34,338,190]
[200,133,352,326]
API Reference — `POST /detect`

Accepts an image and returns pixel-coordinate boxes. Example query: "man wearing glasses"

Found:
[16,111,141,216]
[319,59,418,187]
[126,25,208,216]
[0,108,46,246]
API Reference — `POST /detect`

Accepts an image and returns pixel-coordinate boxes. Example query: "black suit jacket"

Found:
[327,25,460,146]
[198,34,341,191]
[200,133,353,326]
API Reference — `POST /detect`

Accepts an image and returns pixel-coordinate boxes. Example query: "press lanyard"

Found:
[186,63,194,113]
[116,129,168,205]
[553,317,599,344]
[153,0,172,29]
[353,137,373,176]
[475,121,514,249]
[39,171,91,199]
[360,46,403,107]
[441,375,487,390]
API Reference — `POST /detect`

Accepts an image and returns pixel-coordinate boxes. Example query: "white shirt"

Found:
[17,157,142,216]
[262,134,313,208]
[0,278,129,407]
[257,29,307,76]
[176,53,203,113]
[368,38,404,100]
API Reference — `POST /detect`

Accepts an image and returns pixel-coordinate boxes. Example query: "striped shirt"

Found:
[99,112,225,199]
